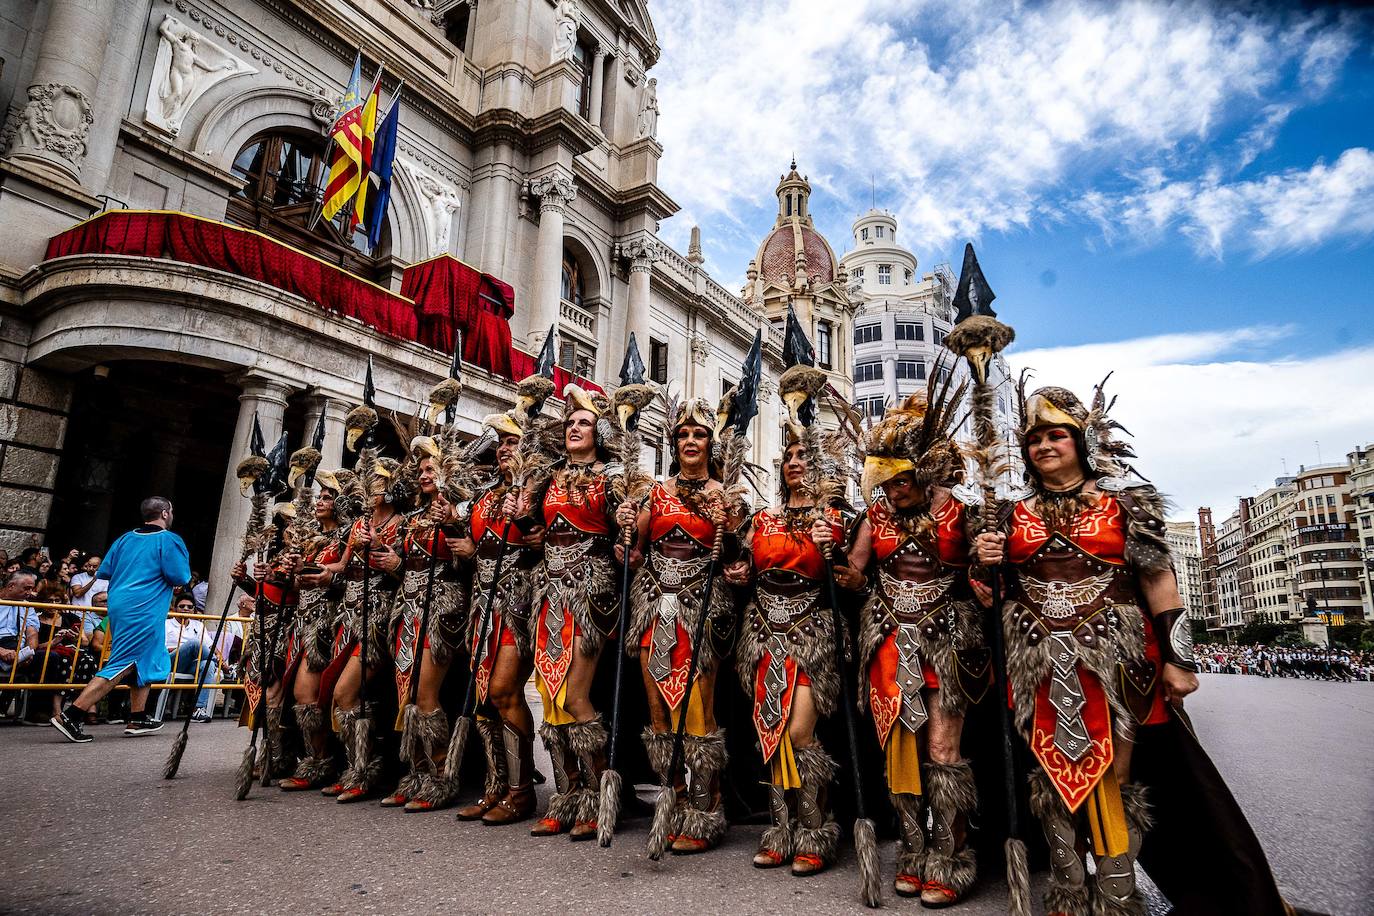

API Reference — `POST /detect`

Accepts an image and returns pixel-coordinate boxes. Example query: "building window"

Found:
[650,338,668,384]
[895,360,925,380]
[721,376,734,398]
[859,396,885,417]
[933,327,946,346]
[895,321,922,341]
[560,250,585,307]
[855,361,883,382]
[817,320,833,369]
[559,339,595,379]
[875,225,884,238]
[573,41,594,120]
[904,268,913,284]
[860,227,869,241]
[878,264,892,285]
[444,5,471,53]
[227,130,388,279]
[853,324,882,345]
[851,266,864,280]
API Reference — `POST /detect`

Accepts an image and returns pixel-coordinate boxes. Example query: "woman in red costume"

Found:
[617,397,738,855]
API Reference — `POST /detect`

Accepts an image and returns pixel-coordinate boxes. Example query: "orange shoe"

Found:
[791,853,827,876]
[279,777,315,792]
[569,819,598,841]
[753,849,787,869]
[670,835,711,855]
[920,880,960,908]
[530,817,568,836]
[404,799,437,813]
[320,782,344,797]
[894,874,924,898]
[336,787,368,804]
[379,792,408,808]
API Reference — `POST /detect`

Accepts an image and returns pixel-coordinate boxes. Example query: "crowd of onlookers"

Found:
[1194,643,1373,682]
[0,544,241,725]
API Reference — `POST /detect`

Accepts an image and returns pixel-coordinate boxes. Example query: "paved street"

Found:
[5,675,1371,915]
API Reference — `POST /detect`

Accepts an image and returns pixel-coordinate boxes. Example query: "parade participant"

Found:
[278,469,353,792]
[53,497,191,743]
[326,453,408,804]
[518,385,622,840]
[232,501,301,781]
[973,382,1290,916]
[840,383,986,905]
[618,397,739,855]
[724,437,857,876]
[447,413,541,825]
[381,437,469,812]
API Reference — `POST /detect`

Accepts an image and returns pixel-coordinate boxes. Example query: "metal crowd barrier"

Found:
[0,598,251,694]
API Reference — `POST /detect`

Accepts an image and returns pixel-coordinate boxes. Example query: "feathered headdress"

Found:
[1018,374,1139,481]
[860,370,965,505]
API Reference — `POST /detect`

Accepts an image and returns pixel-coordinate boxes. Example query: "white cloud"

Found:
[1009,328,1374,520]
[1081,147,1374,258]
[653,0,1360,260]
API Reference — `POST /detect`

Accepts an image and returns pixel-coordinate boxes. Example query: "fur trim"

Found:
[924,759,978,817]
[531,543,618,656]
[647,785,677,860]
[681,728,727,775]
[1004,599,1146,738]
[642,727,675,779]
[441,714,471,780]
[596,768,622,846]
[393,568,467,669]
[677,804,727,845]
[566,716,609,760]
[923,760,978,896]
[891,792,926,881]
[1118,486,1174,576]
[794,743,838,786]
[854,817,883,908]
[924,844,977,897]
[1119,781,1152,834]
[337,573,395,667]
[858,593,983,717]
[627,559,732,678]
[1046,882,1092,916]
[538,722,582,823]
[793,820,842,861]
[401,705,450,767]
[735,599,843,718]
[1006,838,1034,916]
[290,755,334,785]
[1028,768,1069,821]
[337,707,382,792]
[1089,888,1147,916]
[759,823,794,858]
[411,771,459,807]
[475,716,508,797]
[393,771,425,799]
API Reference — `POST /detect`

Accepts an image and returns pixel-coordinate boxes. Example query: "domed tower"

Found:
[743,159,853,406]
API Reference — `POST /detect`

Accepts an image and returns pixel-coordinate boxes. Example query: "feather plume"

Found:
[596,767,622,847]
[646,784,676,861]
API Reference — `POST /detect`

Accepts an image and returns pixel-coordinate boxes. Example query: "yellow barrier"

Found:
[0,598,252,692]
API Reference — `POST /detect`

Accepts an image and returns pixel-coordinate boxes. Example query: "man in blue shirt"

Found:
[52,497,191,743]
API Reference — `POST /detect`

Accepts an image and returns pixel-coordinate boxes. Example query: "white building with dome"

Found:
[840,209,1021,488]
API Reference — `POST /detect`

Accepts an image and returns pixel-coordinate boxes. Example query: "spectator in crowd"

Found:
[69,553,108,632]
[190,571,208,612]
[165,593,223,722]
[1194,642,1369,681]
[26,579,97,720]
[2,557,20,579]
[16,547,42,573]
[51,497,191,743]
[0,570,40,682]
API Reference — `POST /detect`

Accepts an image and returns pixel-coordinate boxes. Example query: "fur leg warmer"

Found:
[923,760,978,896]
[336,706,382,793]
[476,715,509,799]
[538,722,582,824]
[1030,769,1090,916]
[678,729,728,846]
[643,727,684,851]
[265,705,293,779]
[792,744,842,863]
[405,707,457,806]
[567,716,609,822]
[290,703,335,785]
[1089,783,1151,916]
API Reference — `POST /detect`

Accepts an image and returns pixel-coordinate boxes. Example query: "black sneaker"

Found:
[51,710,93,744]
[124,717,164,736]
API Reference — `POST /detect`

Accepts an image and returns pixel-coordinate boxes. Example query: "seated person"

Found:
[165,594,224,722]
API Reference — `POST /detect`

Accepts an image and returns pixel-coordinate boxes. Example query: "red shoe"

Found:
[670,835,711,855]
[279,777,314,792]
[753,849,786,869]
[530,817,568,836]
[894,874,924,897]
[791,853,827,876]
[569,819,598,841]
[920,880,960,908]
[379,792,408,808]
[320,782,344,797]
[336,787,368,804]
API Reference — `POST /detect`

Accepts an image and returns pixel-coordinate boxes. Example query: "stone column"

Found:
[301,395,347,472]
[589,48,607,129]
[526,172,576,350]
[884,356,898,405]
[206,374,290,615]
[625,238,660,355]
[5,0,118,183]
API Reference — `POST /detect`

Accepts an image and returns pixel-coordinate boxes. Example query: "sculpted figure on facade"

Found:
[635,77,659,140]
[145,15,255,136]
[551,0,581,63]
[405,162,463,256]
[12,82,94,173]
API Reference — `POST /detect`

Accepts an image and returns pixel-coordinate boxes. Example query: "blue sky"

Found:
[649,0,1374,517]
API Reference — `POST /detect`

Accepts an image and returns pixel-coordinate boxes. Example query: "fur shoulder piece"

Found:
[1114,485,1173,574]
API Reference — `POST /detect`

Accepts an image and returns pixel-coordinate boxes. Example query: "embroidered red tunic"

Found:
[865,497,966,747]
[469,488,536,700]
[1006,494,1167,811]
[638,482,717,710]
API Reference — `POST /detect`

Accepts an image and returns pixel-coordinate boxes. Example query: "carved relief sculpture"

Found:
[402,161,463,257]
[12,82,94,174]
[635,77,659,140]
[551,0,581,64]
[145,15,256,137]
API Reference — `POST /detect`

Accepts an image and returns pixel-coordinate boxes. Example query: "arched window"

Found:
[785,194,793,217]
[560,249,585,307]
[227,130,390,279]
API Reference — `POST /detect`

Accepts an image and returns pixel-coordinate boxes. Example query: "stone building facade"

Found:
[1165,520,1204,623]
[0,0,787,612]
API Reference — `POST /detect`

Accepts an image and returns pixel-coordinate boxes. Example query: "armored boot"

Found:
[1031,771,1090,916]
[753,784,794,868]
[404,707,456,812]
[922,760,979,907]
[335,705,382,804]
[891,792,927,897]
[672,729,728,855]
[382,704,428,808]
[567,716,609,841]
[456,716,508,820]
[483,721,536,825]
[282,702,334,791]
[1089,783,1151,916]
[644,727,686,852]
[792,745,842,876]
[531,722,582,835]
[263,704,294,783]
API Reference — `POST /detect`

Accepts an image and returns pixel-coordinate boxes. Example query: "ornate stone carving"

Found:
[689,332,709,367]
[145,15,256,137]
[11,82,94,173]
[758,375,778,399]
[623,60,643,87]
[623,237,661,272]
[310,99,336,126]
[635,77,658,140]
[551,0,581,64]
[528,172,577,213]
[428,0,477,26]
[402,160,463,257]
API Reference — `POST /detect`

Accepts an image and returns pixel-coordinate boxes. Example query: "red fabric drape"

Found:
[399,255,517,379]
